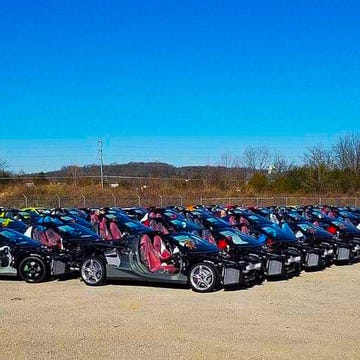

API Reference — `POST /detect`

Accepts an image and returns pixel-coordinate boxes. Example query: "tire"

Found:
[80,257,106,286]
[19,256,47,283]
[254,271,266,285]
[188,262,219,293]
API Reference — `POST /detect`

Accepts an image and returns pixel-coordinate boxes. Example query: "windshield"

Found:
[123,221,149,233]
[312,210,334,220]
[247,214,272,224]
[163,210,184,219]
[170,219,202,231]
[18,211,40,221]
[288,213,302,221]
[107,210,131,219]
[59,216,76,222]
[331,220,360,232]
[298,222,334,237]
[0,229,41,247]
[40,216,63,225]
[261,225,297,242]
[57,224,98,238]
[298,223,316,233]
[205,217,229,228]
[171,233,219,252]
[219,229,264,246]
[106,214,149,234]
[339,211,358,219]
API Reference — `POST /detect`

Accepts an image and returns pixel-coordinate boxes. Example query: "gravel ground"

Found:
[1,263,360,360]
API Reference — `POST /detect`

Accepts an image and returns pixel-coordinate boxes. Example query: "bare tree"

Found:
[219,153,234,189]
[333,132,360,174]
[219,153,239,168]
[241,146,271,173]
[0,158,8,172]
[303,146,334,169]
[270,153,293,175]
[0,158,10,185]
[302,146,334,193]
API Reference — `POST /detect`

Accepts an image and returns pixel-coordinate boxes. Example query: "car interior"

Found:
[139,233,179,274]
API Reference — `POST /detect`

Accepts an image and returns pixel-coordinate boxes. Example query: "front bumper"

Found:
[223,260,264,286]
[266,252,301,277]
[50,258,67,276]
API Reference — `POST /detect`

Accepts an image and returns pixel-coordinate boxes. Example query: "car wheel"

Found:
[254,271,266,285]
[81,257,106,286]
[188,262,219,293]
[19,256,47,283]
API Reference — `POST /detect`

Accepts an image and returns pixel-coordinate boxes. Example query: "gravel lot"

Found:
[1,263,360,360]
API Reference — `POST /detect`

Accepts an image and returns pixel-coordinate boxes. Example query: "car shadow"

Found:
[266,276,292,282]
[105,279,232,292]
[224,281,266,292]
[0,275,20,282]
[57,272,79,281]
[106,279,190,291]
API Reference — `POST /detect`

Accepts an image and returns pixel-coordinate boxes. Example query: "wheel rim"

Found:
[190,264,215,291]
[22,259,45,281]
[81,259,103,285]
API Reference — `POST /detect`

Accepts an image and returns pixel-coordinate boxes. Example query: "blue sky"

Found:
[0,0,359,172]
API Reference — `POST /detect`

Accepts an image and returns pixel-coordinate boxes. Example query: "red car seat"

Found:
[140,234,176,273]
[153,235,172,260]
[109,221,122,240]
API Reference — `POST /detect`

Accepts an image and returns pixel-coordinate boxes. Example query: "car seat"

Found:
[155,222,169,234]
[140,234,176,273]
[153,235,172,260]
[109,221,122,240]
[45,228,62,249]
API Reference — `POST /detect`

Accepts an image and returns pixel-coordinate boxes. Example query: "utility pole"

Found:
[98,139,104,190]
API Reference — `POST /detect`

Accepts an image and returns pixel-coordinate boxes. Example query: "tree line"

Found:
[1,132,360,195]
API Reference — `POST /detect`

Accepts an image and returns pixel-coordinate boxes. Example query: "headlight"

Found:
[245,263,256,271]
[262,244,269,251]
[254,262,262,270]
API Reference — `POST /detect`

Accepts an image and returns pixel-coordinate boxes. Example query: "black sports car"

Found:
[187,209,301,278]
[0,228,67,283]
[141,209,265,286]
[307,211,360,263]
[24,218,103,272]
[79,231,245,293]
[283,212,338,267]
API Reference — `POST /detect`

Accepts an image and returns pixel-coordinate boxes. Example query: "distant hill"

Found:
[38,161,248,180]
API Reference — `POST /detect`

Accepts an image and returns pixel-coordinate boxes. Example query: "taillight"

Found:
[266,238,273,247]
[217,239,228,250]
[327,225,337,234]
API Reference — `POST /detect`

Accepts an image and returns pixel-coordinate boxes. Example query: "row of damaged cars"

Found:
[0,204,359,293]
